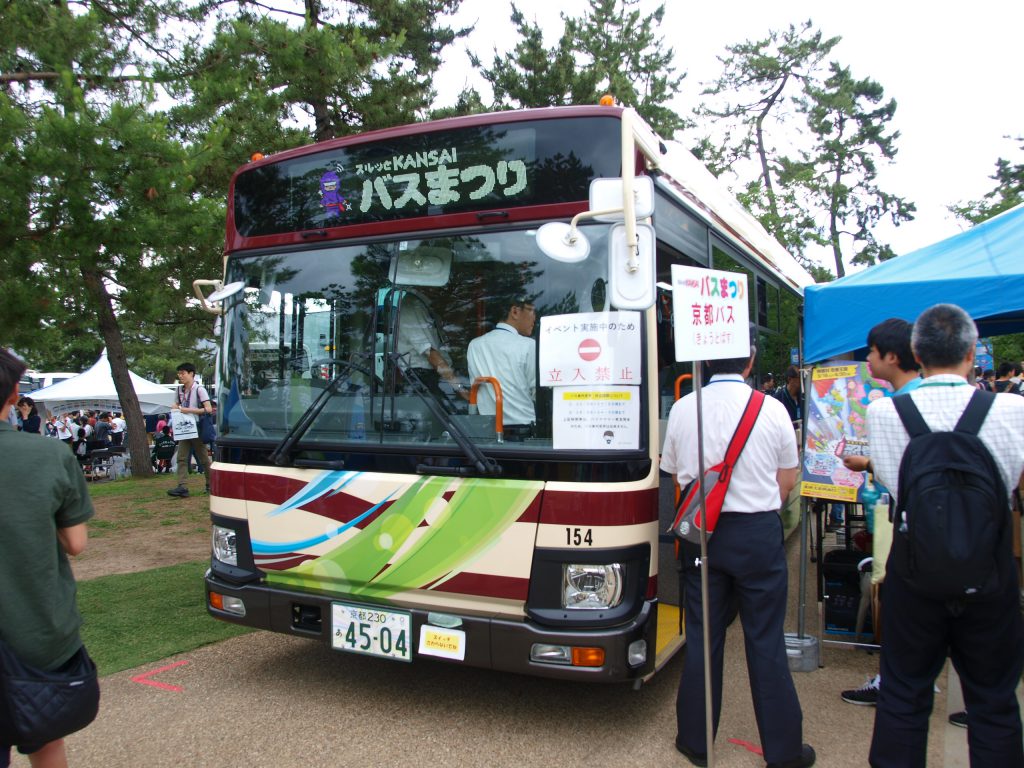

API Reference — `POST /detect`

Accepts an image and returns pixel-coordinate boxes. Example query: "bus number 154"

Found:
[566,527,593,546]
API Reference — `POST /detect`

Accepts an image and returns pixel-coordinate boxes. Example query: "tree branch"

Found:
[0,70,154,85]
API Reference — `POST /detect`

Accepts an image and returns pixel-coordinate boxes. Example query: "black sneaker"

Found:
[167,484,189,498]
[841,675,880,706]
[766,744,816,768]
[948,710,968,728]
[674,740,707,767]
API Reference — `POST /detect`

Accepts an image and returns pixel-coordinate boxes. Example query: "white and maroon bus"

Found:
[199,104,811,683]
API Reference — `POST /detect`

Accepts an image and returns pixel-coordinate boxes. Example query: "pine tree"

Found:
[470,4,601,111]
[694,21,838,261]
[696,22,914,278]
[951,138,1024,224]
[474,0,686,138]
[796,63,916,277]
[171,0,466,158]
[0,0,220,475]
[568,0,686,138]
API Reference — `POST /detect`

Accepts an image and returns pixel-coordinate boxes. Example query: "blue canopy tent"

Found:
[803,203,1024,363]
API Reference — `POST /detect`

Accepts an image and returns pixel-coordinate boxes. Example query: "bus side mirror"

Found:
[589,177,654,221]
[608,223,655,310]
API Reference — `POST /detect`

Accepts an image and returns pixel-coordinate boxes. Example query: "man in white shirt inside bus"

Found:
[394,291,469,402]
[467,297,537,440]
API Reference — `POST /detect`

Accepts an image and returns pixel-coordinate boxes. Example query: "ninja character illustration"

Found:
[320,170,349,218]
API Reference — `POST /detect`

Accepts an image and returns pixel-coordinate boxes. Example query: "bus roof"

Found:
[652,141,814,292]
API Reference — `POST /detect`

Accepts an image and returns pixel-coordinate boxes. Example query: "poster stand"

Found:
[797,362,891,663]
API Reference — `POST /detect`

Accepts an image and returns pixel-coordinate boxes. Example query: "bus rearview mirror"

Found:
[608,224,655,310]
[589,177,654,222]
[535,222,591,263]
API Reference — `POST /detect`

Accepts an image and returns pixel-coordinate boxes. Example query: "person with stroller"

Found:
[151,425,176,473]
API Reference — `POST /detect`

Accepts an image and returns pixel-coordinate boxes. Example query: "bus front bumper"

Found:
[205,569,657,682]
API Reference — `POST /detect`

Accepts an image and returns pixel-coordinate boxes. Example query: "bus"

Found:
[198,104,812,683]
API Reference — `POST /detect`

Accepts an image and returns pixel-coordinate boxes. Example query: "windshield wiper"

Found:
[268,360,371,467]
[389,353,501,477]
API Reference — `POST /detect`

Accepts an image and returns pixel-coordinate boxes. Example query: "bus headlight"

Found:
[212,525,238,566]
[562,563,623,610]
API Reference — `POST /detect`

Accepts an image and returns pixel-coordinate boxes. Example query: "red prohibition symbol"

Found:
[578,338,601,361]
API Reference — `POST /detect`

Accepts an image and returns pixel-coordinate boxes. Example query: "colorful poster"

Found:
[975,338,993,374]
[799,362,893,502]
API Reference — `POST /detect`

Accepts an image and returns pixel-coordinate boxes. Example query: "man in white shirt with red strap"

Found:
[661,338,813,768]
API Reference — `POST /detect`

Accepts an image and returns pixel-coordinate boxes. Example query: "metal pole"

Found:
[693,361,715,767]
[797,365,810,641]
[797,496,808,638]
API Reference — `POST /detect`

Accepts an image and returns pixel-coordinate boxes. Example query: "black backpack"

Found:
[891,389,1009,600]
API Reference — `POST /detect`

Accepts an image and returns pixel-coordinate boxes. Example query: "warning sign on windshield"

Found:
[538,312,641,387]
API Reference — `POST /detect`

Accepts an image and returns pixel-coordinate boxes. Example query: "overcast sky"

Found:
[436,0,1023,268]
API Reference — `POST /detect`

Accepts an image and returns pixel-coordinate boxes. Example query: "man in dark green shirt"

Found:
[0,349,94,768]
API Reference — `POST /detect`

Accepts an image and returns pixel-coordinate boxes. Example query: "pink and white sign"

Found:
[670,265,751,362]
[539,311,641,387]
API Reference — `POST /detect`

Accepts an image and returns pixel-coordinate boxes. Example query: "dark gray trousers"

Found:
[676,510,804,764]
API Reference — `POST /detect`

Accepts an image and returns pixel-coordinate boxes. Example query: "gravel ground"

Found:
[12,521,1000,767]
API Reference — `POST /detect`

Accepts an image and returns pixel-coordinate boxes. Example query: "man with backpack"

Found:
[865,304,1024,767]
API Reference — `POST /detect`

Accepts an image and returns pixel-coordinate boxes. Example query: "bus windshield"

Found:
[218,224,645,458]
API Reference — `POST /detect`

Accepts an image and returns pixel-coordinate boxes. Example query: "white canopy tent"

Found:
[30,351,175,416]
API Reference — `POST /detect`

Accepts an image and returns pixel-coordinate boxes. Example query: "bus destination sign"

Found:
[233,116,621,238]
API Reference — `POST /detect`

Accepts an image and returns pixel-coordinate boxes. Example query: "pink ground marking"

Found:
[130,660,189,692]
[727,737,764,756]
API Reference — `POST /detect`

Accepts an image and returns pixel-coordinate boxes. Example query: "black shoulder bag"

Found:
[0,638,100,745]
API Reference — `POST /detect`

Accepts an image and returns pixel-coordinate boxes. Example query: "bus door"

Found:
[653,277,692,670]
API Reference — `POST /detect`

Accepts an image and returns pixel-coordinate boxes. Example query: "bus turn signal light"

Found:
[571,647,605,667]
[209,591,246,616]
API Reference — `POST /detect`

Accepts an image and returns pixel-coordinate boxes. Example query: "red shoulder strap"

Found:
[723,390,766,467]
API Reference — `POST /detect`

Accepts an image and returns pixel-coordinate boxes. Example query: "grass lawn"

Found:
[77,560,253,676]
[85,473,209,538]
[75,476,252,675]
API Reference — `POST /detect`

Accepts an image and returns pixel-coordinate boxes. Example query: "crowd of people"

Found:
[664,304,1024,768]
[975,361,1023,394]
[6,362,219,487]
[6,405,128,457]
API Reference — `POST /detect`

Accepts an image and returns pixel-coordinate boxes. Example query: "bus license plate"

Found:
[331,603,412,662]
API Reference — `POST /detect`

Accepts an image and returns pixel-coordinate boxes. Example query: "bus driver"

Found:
[394,291,469,402]
[467,298,537,439]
